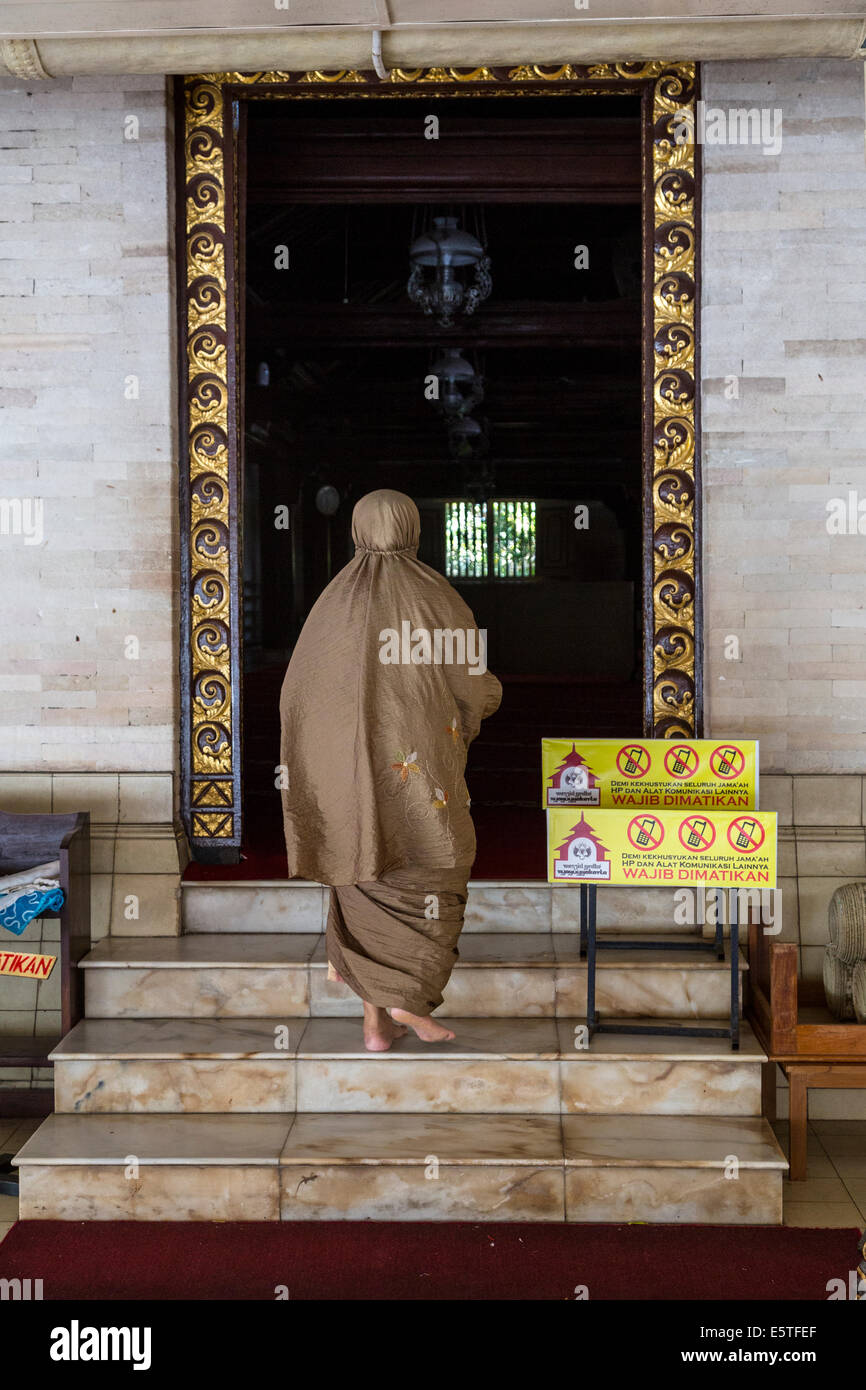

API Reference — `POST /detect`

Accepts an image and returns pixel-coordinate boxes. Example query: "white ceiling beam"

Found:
[2,17,866,78]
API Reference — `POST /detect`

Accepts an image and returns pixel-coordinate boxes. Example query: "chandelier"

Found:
[408,212,492,328]
[430,348,484,419]
[447,413,488,460]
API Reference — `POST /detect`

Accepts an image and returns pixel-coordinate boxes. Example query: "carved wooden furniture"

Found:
[0,810,91,1115]
[748,930,866,1180]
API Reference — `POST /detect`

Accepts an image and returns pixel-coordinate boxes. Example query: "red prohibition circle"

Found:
[678,815,716,853]
[709,743,746,780]
[664,745,699,780]
[726,816,765,854]
[616,744,651,779]
[627,815,664,852]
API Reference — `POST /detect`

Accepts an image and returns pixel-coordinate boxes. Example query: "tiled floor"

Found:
[1,1115,864,1237]
[773,1119,866,1229]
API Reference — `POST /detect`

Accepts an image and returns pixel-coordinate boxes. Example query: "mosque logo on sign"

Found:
[547,745,601,805]
[553,815,611,880]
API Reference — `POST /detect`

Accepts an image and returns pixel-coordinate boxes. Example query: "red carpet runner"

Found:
[0,1221,857,1300]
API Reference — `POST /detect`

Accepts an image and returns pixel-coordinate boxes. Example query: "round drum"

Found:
[852,960,866,1025]
[828,883,866,965]
[823,945,855,1021]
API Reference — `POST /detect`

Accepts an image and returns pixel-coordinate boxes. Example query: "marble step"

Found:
[12,1112,786,1224]
[49,1016,766,1117]
[81,932,747,1020]
[181,879,715,935]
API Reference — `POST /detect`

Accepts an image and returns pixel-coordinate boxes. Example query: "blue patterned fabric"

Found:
[0,887,64,936]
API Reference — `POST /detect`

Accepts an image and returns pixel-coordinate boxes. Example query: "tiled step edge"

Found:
[47,1017,767,1117]
[80,933,748,1020]
[13,1112,786,1223]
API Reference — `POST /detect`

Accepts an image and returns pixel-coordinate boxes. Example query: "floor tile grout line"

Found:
[836,1164,866,1218]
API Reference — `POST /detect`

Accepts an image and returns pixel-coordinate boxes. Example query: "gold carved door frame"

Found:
[178,63,701,862]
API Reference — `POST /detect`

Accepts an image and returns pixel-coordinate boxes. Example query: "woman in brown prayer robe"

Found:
[279,489,502,1051]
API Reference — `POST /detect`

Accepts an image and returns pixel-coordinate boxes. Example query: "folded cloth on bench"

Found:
[0,859,63,936]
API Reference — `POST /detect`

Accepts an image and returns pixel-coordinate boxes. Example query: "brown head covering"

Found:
[279,489,502,885]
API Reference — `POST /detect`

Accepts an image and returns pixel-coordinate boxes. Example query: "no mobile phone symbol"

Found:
[617,744,651,778]
[727,816,765,854]
[678,815,715,852]
[627,815,664,851]
[710,744,745,779]
[665,745,699,779]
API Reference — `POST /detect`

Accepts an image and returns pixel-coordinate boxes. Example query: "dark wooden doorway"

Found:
[240,95,642,874]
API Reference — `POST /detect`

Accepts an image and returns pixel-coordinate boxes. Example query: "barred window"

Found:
[444,500,488,579]
[445,500,536,580]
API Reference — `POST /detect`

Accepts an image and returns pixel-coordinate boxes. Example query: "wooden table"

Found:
[780,1061,866,1181]
[749,934,866,1182]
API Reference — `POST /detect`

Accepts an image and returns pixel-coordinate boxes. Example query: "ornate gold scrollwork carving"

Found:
[510,64,579,81]
[183,77,234,833]
[192,811,234,837]
[299,69,368,84]
[390,67,498,83]
[650,63,697,735]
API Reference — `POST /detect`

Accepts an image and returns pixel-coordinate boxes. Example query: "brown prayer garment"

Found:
[279,489,501,1014]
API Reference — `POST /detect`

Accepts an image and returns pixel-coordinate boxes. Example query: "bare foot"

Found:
[362,1002,408,1052]
[390,1007,456,1043]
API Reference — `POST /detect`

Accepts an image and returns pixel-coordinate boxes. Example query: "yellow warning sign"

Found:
[542,738,758,810]
[0,949,56,979]
[547,808,777,887]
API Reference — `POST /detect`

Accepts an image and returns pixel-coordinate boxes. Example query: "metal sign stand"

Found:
[579,883,741,1049]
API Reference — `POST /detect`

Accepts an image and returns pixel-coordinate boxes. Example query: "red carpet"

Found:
[0,1221,858,1300]
[185,673,639,882]
[182,807,547,882]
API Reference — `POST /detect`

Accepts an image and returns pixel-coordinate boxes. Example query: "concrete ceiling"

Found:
[1,1,865,75]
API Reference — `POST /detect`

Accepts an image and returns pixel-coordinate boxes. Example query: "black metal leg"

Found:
[586,884,598,1036]
[714,894,725,960]
[730,887,740,1050]
[575,883,739,1051]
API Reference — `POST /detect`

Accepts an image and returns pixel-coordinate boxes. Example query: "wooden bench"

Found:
[748,929,866,1180]
[0,810,91,1116]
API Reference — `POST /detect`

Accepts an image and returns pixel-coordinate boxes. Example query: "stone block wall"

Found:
[0,72,178,773]
[701,58,866,773]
